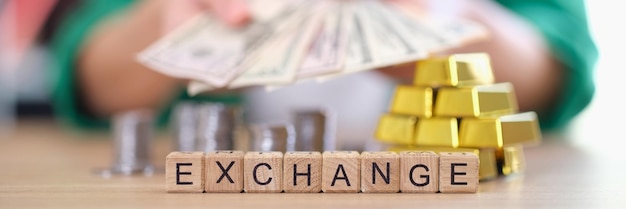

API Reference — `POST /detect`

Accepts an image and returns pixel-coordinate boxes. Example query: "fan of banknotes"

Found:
[137,0,487,95]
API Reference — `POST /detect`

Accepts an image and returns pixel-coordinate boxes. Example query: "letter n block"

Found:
[166,152,205,193]
[439,152,479,193]
[360,152,399,193]
[399,151,438,193]
[244,152,283,193]
[283,152,322,193]
[205,151,244,193]
[322,151,360,193]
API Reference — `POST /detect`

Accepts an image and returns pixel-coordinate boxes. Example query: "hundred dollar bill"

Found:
[317,2,429,82]
[137,0,304,88]
[227,2,327,89]
[386,0,488,47]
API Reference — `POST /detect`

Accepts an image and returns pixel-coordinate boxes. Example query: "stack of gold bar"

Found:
[375,53,542,181]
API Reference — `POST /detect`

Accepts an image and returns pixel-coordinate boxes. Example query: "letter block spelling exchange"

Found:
[283,152,322,193]
[244,152,283,193]
[166,152,205,193]
[322,151,361,193]
[205,151,244,193]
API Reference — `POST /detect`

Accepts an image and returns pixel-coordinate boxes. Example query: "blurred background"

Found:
[0,0,623,149]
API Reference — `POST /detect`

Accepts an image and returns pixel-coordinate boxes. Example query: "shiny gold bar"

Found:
[414,117,458,147]
[459,112,542,148]
[375,114,418,145]
[500,145,525,175]
[414,53,495,87]
[388,146,498,181]
[434,83,518,117]
[389,86,433,117]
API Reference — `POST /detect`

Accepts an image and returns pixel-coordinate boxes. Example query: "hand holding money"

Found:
[137,0,489,95]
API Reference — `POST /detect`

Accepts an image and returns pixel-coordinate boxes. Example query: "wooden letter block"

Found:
[439,152,479,193]
[166,152,205,193]
[360,152,399,193]
[283,152,322,193]
[322,151,360,193]
[205,151,244,193]
[244,152,283,193]
[399,151,439,193]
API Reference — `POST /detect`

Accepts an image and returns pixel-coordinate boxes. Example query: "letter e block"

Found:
[205,151,244,193]
[166,152,205,193]
[399,151,439,193]
[322,151,360,193]
[244,152,283,193]
[361,152,399,193]
[283,152,322,193]
[439,152,479,193]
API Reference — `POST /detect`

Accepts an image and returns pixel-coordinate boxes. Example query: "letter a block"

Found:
[322,151,360,193]
[244,152,283,193]
[439,152,479,193]
[205,151,244,193]
[360,152,400,193]
[399,151,439,193]
[166,152,205,193]
[283,152,322,193]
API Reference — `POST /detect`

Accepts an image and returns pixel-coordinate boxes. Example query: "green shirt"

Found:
[49,0,597,132]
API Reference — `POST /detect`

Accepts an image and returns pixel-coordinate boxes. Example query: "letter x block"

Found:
[439,152,479,193]
[166,152,205,193]
[322,151,360,193]
[399,151,439,193]
[360,152,400,193]
[244,152,283,193]
[205,151,244,193]
[283,152,322,193]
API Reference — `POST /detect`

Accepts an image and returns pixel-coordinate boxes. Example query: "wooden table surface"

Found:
[1,119,625,209]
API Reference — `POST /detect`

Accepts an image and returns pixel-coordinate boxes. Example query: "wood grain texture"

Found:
[399,151,439,193]
[283,152,322,193]
[360,151,399,193]
[322,151,360,193]
[165,152,205,193]
[244,152,283,193]
[205,150,244,193]
[439,152,479,193]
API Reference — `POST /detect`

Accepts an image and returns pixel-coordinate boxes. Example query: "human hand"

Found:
[163,0,251,33]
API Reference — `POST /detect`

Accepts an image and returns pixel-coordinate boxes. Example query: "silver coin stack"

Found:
[171,102,198,152]
[171,102,242,152]
[195,103,240,152]
[100,109,155,177]
[292,108,337,152]
[248,122,296,152]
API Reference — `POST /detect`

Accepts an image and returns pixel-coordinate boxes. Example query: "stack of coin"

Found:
[292,108,337,152]
[375,53,541,181]
[98,109,155,177]
[171,102,243,152]
[248,122,296,152]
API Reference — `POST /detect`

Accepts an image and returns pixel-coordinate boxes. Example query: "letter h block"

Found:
[399,151,439,193]
[360,152,400,193]
[283,152,322,193]
[205,151,244,193]
[244,152,283,193]
[166,152,205,193]
[322,151,360,193]
[439,152,479,193]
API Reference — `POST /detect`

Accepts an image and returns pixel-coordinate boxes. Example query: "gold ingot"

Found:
[414,53,495,87]
[375,114,417,145]
[389,86,433,117]
[500,145,525,175]
[414,117,458,147]
[388,146,498,181]
[459,112,542,148]
[434,83,518,117]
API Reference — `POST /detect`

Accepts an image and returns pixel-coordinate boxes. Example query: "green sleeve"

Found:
[495,0,598,131]
[48,0,242,131]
